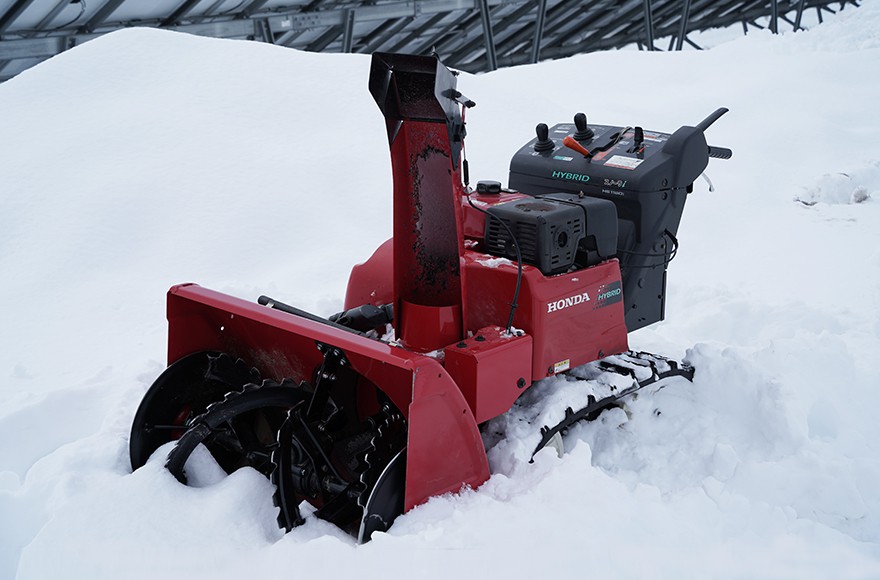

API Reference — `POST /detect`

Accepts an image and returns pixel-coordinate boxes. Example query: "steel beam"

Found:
[262,1,497,34]
[643,0,656,50]
[275,29,307,47]
[675,0,692,49]
[0,0,72,71]
[342,9,356,53]
[530,0,547,63]
[794,0,807,30]
[770,0,778,33]
[256,17,274,43]
[180,18,261,39]
[478,0,498,70]
[0,34,79,59]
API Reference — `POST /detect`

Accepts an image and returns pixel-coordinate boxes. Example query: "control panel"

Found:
[502,109,731,332]
[509,109,731,199]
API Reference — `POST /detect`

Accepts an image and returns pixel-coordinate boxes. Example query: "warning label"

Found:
[553,359,571,374]
[604,155,644,170]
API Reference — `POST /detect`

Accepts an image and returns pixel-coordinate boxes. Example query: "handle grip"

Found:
[708,146,732,159]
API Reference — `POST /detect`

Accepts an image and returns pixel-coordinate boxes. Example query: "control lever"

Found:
[573,113,594,141]
[564,126,628,158]
[631,127,644,154]
[562,135,591,157]
[695,107,729,132]
[534,123,555,152]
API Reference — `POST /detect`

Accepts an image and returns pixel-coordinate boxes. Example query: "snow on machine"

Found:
[129,52,731,542]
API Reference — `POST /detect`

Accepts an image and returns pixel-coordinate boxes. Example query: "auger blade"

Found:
[164,381,308,483]
[129,351,260,471]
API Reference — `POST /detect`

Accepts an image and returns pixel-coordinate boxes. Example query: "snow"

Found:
[2,2,880,577]
[475,256,515,268]
[795,163,878,205]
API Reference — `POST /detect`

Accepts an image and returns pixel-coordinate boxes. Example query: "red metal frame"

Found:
[166,283,488,511]
[344,185,630,385]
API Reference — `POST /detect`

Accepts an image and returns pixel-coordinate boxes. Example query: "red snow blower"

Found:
[129,52,731,542]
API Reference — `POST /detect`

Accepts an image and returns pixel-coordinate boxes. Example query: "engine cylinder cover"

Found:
[483,193,618,275]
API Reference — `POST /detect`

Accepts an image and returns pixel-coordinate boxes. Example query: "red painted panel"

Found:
[405,359,490,510]
[463,254,629,380]
[389,121,463,308]
[165,283,489,512]
[443,326,533,424]
[343,238,393,310]
[398,300,462,353]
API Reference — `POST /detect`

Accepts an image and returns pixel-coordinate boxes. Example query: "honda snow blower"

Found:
[129,52,731,542]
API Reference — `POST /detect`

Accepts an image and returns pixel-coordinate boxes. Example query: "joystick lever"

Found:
[534,123,555,152]
[630,126,644,154]
[573,112,594,141]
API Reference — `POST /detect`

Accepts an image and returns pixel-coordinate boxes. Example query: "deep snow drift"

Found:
[2,4,880,578]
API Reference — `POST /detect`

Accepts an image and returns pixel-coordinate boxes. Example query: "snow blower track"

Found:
[480,351,696,464]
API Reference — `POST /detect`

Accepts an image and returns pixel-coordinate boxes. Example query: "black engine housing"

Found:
[483,193,618,276]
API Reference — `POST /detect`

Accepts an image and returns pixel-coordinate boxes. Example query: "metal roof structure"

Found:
[0,0,862,82]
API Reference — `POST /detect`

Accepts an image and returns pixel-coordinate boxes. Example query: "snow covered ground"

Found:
[2,4,880,578]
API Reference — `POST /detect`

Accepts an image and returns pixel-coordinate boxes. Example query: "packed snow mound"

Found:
[3,5,880,579]
[796,163,879,205]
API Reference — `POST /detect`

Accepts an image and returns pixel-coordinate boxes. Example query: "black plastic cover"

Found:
[508,123,709,195]
[506,121,708,331]
[483,194,618,275]
[369,52,466,168]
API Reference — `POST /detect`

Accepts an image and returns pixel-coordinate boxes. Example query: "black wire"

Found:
[606,126,631,151]
[459,102,521,332]
[618,230,679,268]
[43,0,87,33]
[467,196,523,333]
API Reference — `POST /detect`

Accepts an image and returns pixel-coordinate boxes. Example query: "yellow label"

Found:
[553,359,570,374]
